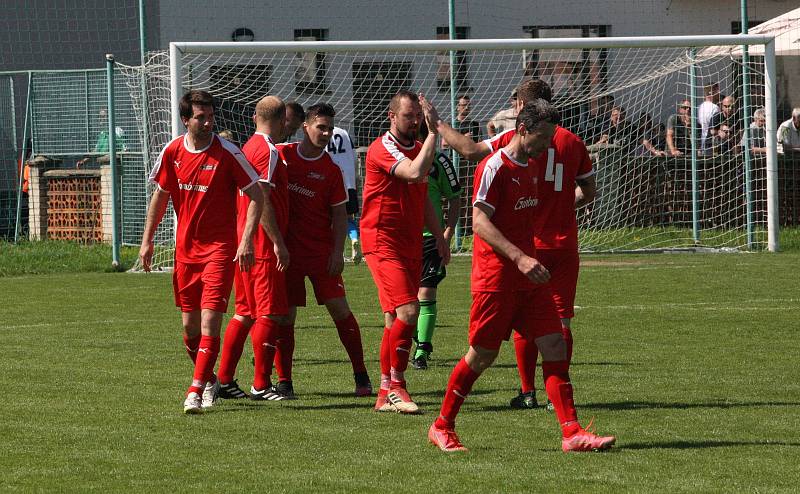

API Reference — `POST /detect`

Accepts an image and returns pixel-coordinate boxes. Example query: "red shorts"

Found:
[364,253,421,313]
[468,289,562,350]
[173,258,234,313]
[285,257,346,307]
[536,248,580,319]
[233,258,289,317]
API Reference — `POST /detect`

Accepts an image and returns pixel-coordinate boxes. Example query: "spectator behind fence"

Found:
[666,99,694,157]
[455,95,481,141]
[637,113,666,157]
[711,123,736,155]
[281,101,305,142]
[777,107,800,154]
[711,95,737,141]
[739,108,767,155]
[697,83,721,155]
[77,108,127,168]
[596,106,637,154]
[582,94,614,145]
[486,88,518,138]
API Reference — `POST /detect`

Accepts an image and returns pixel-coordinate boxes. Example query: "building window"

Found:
[294,28,330,95]
[435,26,470,92]
[351,61,413,146]
[209,64,272,145]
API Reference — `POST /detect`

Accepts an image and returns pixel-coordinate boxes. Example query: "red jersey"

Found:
[471,149,539,292]
[361,132,427,260]
[279,142,348,260]
[483,126,594,250]
[240,133,288,260]
[150,134,260,263]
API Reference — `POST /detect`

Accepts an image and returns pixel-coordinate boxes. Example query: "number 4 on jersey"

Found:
[544,148,563,192]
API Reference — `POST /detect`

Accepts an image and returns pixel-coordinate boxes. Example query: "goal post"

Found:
[124,34,780,271]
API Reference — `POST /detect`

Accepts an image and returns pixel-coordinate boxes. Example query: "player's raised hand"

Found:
[235,237,255,272]
[419,93,440,134]
[274,242,290,272]
[138,240,154,272]
[516,255,550,284]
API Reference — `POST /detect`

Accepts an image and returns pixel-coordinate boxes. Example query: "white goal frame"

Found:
[168,34,779,252]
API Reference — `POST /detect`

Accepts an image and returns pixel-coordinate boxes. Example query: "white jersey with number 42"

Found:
[326,126,357,190]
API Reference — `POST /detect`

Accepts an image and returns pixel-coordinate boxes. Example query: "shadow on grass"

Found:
[622,439,800,450]
[580,400,800,411]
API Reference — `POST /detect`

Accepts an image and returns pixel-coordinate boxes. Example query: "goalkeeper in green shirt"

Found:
[412,150,462,370]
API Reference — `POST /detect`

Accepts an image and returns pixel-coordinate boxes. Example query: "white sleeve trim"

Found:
[220,136,260,190]
[474,156,502,210]
[576,169,595,180]
[472,199,496,212]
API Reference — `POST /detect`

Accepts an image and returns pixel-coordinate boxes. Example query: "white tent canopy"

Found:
[699,7,800,57]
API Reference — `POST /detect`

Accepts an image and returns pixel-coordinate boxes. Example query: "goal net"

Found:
[121,36,778,271]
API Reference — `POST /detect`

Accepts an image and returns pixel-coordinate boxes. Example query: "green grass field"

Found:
[2,252,799,492]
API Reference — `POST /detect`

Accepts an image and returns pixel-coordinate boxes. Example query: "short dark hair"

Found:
[179,90,215,119]
[389,90,419,113]
[285,101,305,120]
[305,102,336,122]
[517,79,552,104]
[516,99,560,131]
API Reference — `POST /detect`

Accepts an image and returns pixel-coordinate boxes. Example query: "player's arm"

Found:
[328,203,347,276]
[259,183,289,271]
[391,132,437,182]
[443,194,462,244]
[487,119,497,138]
[472,203,549,284]
[236,183,265,272]
[575,174,597,209]
[424,196,451,265]
[139,187,170,272]
[423,97,489,162]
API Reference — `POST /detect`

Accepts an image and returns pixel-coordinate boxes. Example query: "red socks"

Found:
[274,324,295,382]
[188,335,220,395]
[335,313,366,374]
[251,317,280,391]
[513,332,538,393]
[388,317,415,385]
[217,318,250,384]
[542,360,580,437]
[379,327,391,389]
[435,358,480,430]
[183,333,201,363]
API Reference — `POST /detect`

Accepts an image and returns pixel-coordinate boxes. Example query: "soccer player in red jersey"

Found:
[214,95,293,402]
[431,79,597,409]
[362,90,450,414]
[139,90,264,414]
[271,103,372,399]
[428,100,614,453]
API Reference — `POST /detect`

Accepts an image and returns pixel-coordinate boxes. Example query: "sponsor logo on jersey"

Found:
[514,196,538,210]
[307,171,325,181]
[511,177,521,186]
[200,164,217,171]
[173,160,181,169]
[178,179,208,193]
[288,182,316,198]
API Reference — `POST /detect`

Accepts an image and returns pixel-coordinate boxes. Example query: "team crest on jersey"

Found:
[200,164,217,171]
[306,171,325,181]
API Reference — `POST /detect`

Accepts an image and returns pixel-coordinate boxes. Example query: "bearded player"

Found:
[362,90,450,414]
[428,100,614,452]
[139,90,264,414]
[215,95,292,401]
[430,79,596,409]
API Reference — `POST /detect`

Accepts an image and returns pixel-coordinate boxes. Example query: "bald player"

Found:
[215,96,294,401]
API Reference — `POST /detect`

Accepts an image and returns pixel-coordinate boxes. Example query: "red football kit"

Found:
[469,149,561,350]
[279,142,349,306]
[362,132,427,312]
[233,132,289,317]
[483,126,593,318]
[150,134,260,312]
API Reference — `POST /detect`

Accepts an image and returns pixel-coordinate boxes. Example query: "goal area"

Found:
[121,35,779,272]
